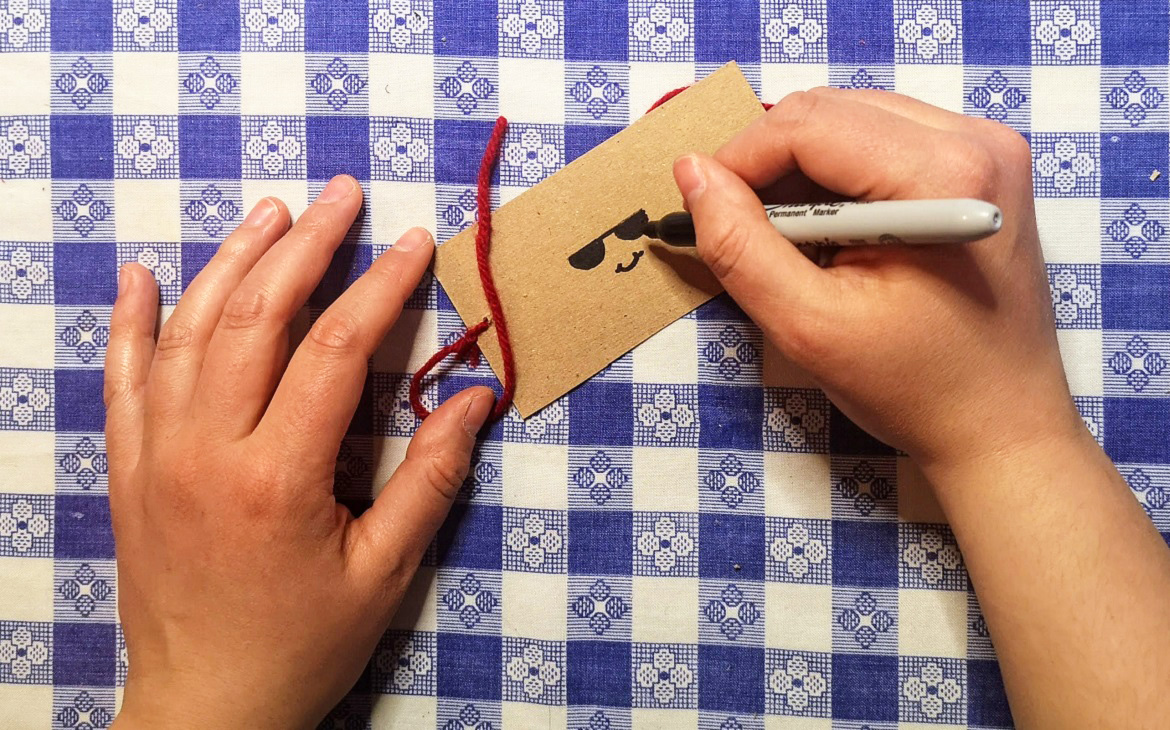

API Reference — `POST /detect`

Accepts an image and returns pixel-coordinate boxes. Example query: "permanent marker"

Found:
[643,198,1003,248]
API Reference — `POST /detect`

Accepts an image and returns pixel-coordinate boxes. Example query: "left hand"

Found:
[105,175,494,729]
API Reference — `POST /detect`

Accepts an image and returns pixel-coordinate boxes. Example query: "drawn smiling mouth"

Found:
[615,250,644,273]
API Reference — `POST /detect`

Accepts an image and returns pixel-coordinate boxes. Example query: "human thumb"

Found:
[673,152,824,319]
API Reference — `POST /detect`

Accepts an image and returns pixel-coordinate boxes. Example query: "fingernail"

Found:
[462,390,495,437]
[674,154,707,205]
[117,265,130,296]
[243,198,277,227]
[316,175,354,204]
[395,227,432,253]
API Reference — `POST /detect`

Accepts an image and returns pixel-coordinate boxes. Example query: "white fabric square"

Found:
[633,576,697,643]
[0,558,52,621]
[894,63,964,114]
[628,61,694,118]
[1057,328,1104,396]
[0,53,49,115]
[113,52,179,115]
[764,717,832,730]
[1035,198,1101,263]
[1031,65,1100,132]
[389,567,438,632]
[502,702,567,727]
[504,443,568,510]
[240,52,307,115]
[371,308,438,374]
[242,179,310,220]
[114,179,180,243]
[499,57,565,124]
[370,180,437,246]
[0,433,55,496]
[632,447,698,512]
[0,305,53,369]
[633,317,697,384]
[761,63,827,104]
[502,571,567,640]
[0,686,51,727]
[898,588,968,658]
[764,452,831,519]
[0,180,51,242]
[372,436,412,495]
[765,582,831,652]
[369,694,437,728]
[370,52,435,119]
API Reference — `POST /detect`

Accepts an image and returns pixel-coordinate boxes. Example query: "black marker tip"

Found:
[644,212,697,247]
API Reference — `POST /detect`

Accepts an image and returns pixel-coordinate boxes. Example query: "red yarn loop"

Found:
[409,116,515,423]
[410,87,771,424]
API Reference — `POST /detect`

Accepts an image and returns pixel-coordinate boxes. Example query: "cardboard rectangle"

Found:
[433,62,765,417]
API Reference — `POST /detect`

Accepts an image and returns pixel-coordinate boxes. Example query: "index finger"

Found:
[714,90,980,201]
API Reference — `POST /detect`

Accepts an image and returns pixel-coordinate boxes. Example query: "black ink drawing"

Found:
[567,209,649,274]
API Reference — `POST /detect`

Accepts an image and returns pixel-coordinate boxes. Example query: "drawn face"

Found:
[567,209,649,274]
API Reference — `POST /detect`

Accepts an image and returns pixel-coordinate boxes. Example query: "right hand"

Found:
[675,88,1084,478]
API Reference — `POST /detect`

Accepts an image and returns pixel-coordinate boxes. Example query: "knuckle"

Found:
[102,379,133,409]
[947,140,998,198]
[308,310,365,353]
[220,286,274,331]
[699,218,753,281]
[420,454,468,504]
[153,318,197,360]
[772,89,820,126]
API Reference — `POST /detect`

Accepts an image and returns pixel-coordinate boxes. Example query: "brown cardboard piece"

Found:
[433,62,765,418]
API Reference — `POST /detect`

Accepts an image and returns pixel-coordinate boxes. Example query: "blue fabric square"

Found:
[1101,132,1169,199]
[565,3,625,60]
[564,124,621,164]
[306,116,370,180]
[831,653,898,722]
[306,0,369,52]
[54,370,104,434]
[567,641,631,707]
[51,115,113,179]
[54,244,116,306]
[570,380,633,447]
[962,0,1029,65]
[433,0,496,56]
[569,510,632,576]
[53,622,115,686]
[437,632,501,700]
[179,116,242,179]
[832,520,897,588]
[698,645,764,713]
[178,0,240,51]
[309,243,373,307]
[829,405,894,456]
[54,495,114,560]
[1104,397,1170,463]
[1101,0,1169,66]
[694,0,760,63]
[826,0,894,64]
[1102,264,1170,331]
[435,119,498,185]
[51,0,113,51]
[966,659,1013,728]
[436,504,503,571]
[698,385,763,451]
[699,514,764,580]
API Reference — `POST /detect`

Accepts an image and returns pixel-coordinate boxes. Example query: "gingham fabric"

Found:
[1,1,1168,727]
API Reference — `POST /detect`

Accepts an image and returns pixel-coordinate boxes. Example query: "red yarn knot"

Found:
[409,116,515,423]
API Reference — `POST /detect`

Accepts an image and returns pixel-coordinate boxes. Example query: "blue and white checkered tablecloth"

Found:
[2,0,1169,727]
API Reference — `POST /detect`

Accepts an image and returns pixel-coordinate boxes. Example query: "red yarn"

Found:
[409,116,515,423]
[646,85,774,113]
[410,87,772,424]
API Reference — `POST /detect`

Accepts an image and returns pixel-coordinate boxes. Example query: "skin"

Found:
[106,90,1170,728]
[674,88,1170,728]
